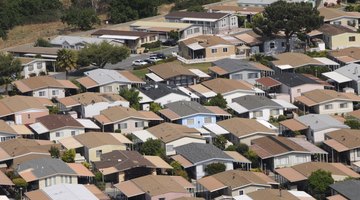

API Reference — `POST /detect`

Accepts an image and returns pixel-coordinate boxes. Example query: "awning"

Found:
[115,181,145,198]
[67,163,94,177]
[99,35,139,40]
[280,119,308,131]
[189,69,210,78]
[323,139,349,152]
[145,73,164,82]
[322,71,352,83]
[132,130,157,142]
[271,99,298,110]
[171,154,193,168]
[197,176,227,192]
[313,57,340,66]
[144,155,172,169]
[59,137,83,149]
[228,102,249,114]
[76,119,100,129]
[224,151,251,163]
[276,64,293,70]
[29,122,49,134]
[181,17,218,22]
[275,167,307,183]
[203,123,229,135]
[187,43,205,51]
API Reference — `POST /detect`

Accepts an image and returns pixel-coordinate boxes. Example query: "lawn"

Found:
[131,68,148,79]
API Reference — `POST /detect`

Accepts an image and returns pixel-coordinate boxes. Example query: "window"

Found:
[204,117,212,124]
[194,28,200,33]
[223,48,228,52]
[56,132,61,137]
[324,104,333,110]
[297,89,301,93]
[187,119,194,125]
[135,121,144,128]
[104,86,112,93]
[159,198,165,200]
[118,123,127,129]
[349,36,356,42]
[52,90,59,96]
[28,114,31,119]
[248,73,259,79]
[36,62,43,69]
[28,65,34,71]
[357,149,360,157]
[281,42,285,47]
[254,111,263,117]
[239,190,244,195]
[96,150,102,157]
[340,103,348,108]
[39,91,45,96]
[334,21,341,25]
[271,109,280,115]
[211,49,217,53]
[270,42,275,49]
[71,131,76,136]
[232,74,243,80]
[166,145,174,152]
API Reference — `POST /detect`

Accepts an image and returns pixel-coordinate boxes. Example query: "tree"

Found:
[226,143,249,154]
[187,5,205,12]
[109,0,160,23]
[168,30,180,41]
[0,53,22,95]
[308,169,334,199]
[252,1,323,51]
[119,88,142,110]
[49,146,60,158]
[345,119,360,129]
[12,178,28,188]
[150,102,162,113]
[61,7,100,30]
[140,139,165,158]
[204,163,226,175]
[205,93,227,109]
[244,150,259,168]
[77,41,130,68]
[213,135,227,150]
[170,161,189,180]
[56,49,78,73]
[61,149,76,163]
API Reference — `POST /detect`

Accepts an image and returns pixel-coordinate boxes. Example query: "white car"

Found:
[147,57,162,63]
[132,60,148,66]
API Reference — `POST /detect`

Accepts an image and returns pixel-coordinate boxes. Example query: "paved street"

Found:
[104,46,178,70]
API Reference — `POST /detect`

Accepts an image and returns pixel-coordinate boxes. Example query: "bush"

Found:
[141,41,161,50]
[205,163,226,175]
[12,178,28,188]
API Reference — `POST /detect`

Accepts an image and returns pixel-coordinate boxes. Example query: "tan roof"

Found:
[115,181,145,197]
[147,123,203,143]
[0,170,14,186]
[189,84,215,94]
[18,57,37,65]
[148,61,196,79]
[292,162,360,178]
[84,184,111,200]
[76,77,98,89]
[323,139,349,152]
[234,32,262,45]
[224,151,251,163]
[10,125,33,135]
[251,62,273,71]
[181,35,233,47]
[19,170,38,182]
[119,70,144,82]
[204,106,231,116]
[217,118,276,138]
[208,5,264,14]
[67,163,94,177]
[329,47,360,62]
[295,89,360,106]
[144,155,173,169]
[348,109,360,120]
[280,119,308,131]
[272,52,323,68]
[171,154,193,168]
[247,189,301,200]
[0,120,17,134]
[66,132,130,149]
[36,114,83,131]
[58,137,83,149]
[326,129,360,149]
[158,108,181,121]
[319,7,360,21]
[318,24,356,36]
[197,176,227,192]
[6,45,60,55]
[25,190,51,200]
[201,78,254,94]
[0,95,52,117]
[209,66,228,76]
[94,106,162,125]
[13,76,78,93]
[327,194,347,200]
[275,167,307,182]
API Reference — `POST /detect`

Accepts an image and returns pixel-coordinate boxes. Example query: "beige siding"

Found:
[330,33,360,50]
[87,145,126,162]
[205,45,236,59]
[113,118,149,134]
[39,175,78,189]
[99,83,130,93]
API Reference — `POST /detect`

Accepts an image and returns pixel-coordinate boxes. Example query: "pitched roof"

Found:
[138,83,188,100]
[146,123,204,143]
[250,136,310,159]
[36,114,83,131]
[255,77,282,88]
[131,21,192,31]
[296,114,349,132]
[271,73,320,87]
[332,63,360,81]
[174,143,233,165]
[210,59,259,75]
[13,76,78,93]
[181,35,233,47]
[148,61,196,79]
[291,162,360,179]
[329,48,360,64]
[0,95,52,117]
[6,45,60,56]
[330,179,360,200]
[217,118,276,138]
[61,132,131,149]
[326,129,360,149]
[0,120,17,135]
[318,24,356,36]
[208,5,264,14]
[319,7,360,21]
[50,35,111,45]
[232,95,282,111]
[0,170,14,186]
[165,11,228,20]
[272,53,324,69]
[91,29,155,37]
[295,89,360,106]
[201,78,254,94]
[348,109,360,120]
[247,189,309,200]
[57,92,127,107]
[279,119,308,131]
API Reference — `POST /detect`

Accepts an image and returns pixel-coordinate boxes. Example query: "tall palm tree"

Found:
[56,49,78,76]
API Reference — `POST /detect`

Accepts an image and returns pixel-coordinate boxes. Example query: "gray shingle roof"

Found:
[213,58,259,74]
[271,73,319,87]
[18,158,76,179]
[296,114,349,132]
[232,95,282,110]
[138,83,187,100]
[330,179,360,200]
[174,143,233,164]
[164,101,212,117]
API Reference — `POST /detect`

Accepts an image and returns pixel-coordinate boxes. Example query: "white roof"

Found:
[146,73,164,82]
[228,102,249,114]
[254,87,265,94]
[256,119,278,130]
[195,128,211,134]
[203,123,229,135]
[187,42,205,50]
[288,191,315,199]
[276,64,293,70]
[181,17,218,22]
[189,69,211,78]
[313,57,340,66]
[99,35,139,40]
[132,130,157,142]
[271,99,298,109]
[353,160,360,167]
[51,35,111,46]
[233,195,253,200]
[0,196,10,200]
[42,184,98,200]
[76,119,100,129]
[29,122,49,134]
[322,71,352,83]
[177,87,200,99]
[138,91,154,103]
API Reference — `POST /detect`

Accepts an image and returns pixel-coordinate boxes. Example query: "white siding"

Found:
[166,137,206,156]
[155,93,191,106]
[33,88,66,99]
[83,101,129,118]
[274,153,311,169]
[49,128,85,142]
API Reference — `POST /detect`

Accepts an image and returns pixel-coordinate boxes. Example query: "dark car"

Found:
[162,39,177,46]
[155,53,167,59]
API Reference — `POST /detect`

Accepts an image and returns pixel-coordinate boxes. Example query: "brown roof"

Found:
[217,118,276,138]
[275,167,307,183]
[166,11,228,20]
[0,120,17,135]
[67,163,94,177]
[57,92,127,107]
[6,44,60,55]
[171,154,193,168]
[94,106,162,125]
[256,77,282,88]
[319,7,360,21]
[147,123,204,143]
[327,194,348,200]
[148,61,196,79]
[70,132,130,148]
[197,176,227,192]
[76,77,98,89]
[36,114,83,131]
[251,62,273,72]
[348,109,360,120]
[201,78,254,94]
[119,70,144,82]
[13,76,78,93]
[302,74,334,88]
[204,106,231,116]
[272,52,323,68]
[0,170,14,186]
[251,136,309,159]
[208,5,264,14]
[247,189,301,200]
[0,95,52,117]
[84,184,111,200]
[318,24,356,36]
[116,181,145,197]
[323,139,349,152]
[209,66,228,76]
[25,190,51,200]
[326,129,360,149]
[280,119,308,131]
[292,162,360,178]
[329,47,360,62]
[295,89,360,106]
[91,29,155,37]
[181,35,233,47]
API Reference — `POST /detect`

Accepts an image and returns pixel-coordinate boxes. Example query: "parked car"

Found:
[146,57,162,64]
[132,60,148,66]
[150,53,167,59]
[162,39,177,46]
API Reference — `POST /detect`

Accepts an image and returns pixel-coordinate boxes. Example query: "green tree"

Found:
[226,143,249,154]
[345,119,360,129]
[168,30,180,41]
[308,169,334,199]
[205,93,227,109]
[150,102,162,113]
[252,1,323,51]
[34,38,52,47]
[244,150,259,168]
[77,41,130,68]
[140,138,165,158]
[187,5,205,12]
[170,161,189,180]
[109,0,160,23]
[119,88,142,110]
[61,149,76,163]
[12,178,28,188]
[204,163,226,175]
[213,135,227,150]
[0,53,22,95]
[49,146,60,158]
[48,106,60,114]
[61,7,100,30]
[56,49,78,73]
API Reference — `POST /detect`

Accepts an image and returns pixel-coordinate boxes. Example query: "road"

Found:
[104,46,178,70]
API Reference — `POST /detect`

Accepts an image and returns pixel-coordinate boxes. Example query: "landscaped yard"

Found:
[131,68,148,79]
